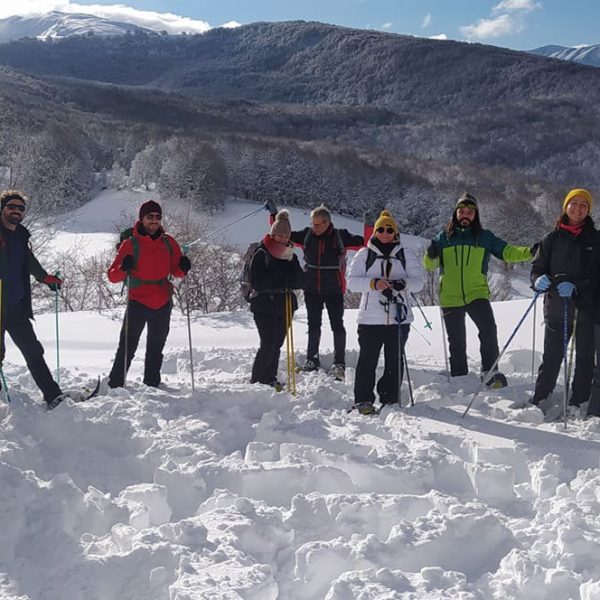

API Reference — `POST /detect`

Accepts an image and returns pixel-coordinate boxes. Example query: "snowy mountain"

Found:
[0,11,155,43]
[3,189,600,598]
[531,43,600,68]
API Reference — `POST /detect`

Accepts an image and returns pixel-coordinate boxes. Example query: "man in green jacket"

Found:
[424,193,534,386]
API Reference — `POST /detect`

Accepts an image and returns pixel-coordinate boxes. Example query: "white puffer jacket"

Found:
[347,239,425,325]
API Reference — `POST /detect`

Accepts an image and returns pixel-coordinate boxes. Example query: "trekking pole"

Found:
[123,274,130,387]
[185,205,266,250]
[182,247,195,394]
[566,308,577,388]
[531,298,537,382]
[562,298,570,430]
[54,270,61,386]
[410,293,433,330]
[439,307,450,383]
[0,279,10,403]
[285,290,296,395]
[463,292,540,418]
[402,335,415,406]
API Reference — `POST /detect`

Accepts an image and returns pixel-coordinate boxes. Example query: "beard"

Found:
[5,213,22,226]
[459,217,472,227]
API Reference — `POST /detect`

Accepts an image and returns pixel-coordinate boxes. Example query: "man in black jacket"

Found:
[267,202,363,378]
[0,190,64,409]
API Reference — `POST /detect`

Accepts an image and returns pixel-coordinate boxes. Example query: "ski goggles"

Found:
[376,227,395,234]
[456,202,477,210]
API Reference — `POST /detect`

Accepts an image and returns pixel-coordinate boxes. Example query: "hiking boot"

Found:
[329,363,345,381]
[299,359,319,372]
[539,397,563,422]
[357,402,378,416]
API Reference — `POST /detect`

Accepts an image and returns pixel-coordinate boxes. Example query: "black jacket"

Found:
[291,225,363,295]
[0,223,48,319]
[249,244,303,315]
[530,218,600,321]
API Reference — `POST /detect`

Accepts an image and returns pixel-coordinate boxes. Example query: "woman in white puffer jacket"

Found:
[347,210,424,414]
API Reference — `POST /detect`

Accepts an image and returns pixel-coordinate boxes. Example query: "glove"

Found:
[42,274,62,291]
[391,279,406,291]
[179,255,191,274]
[557,281,576,298]
[120,255,135,272]
[533,274,551,292]
[263,199,278,215]
[426,241,439,259]
[530,242,540,256]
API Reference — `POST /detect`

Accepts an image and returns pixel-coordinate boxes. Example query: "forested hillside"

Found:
[0,21,598,241]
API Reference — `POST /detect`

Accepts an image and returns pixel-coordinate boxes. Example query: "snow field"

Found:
[2,192,600,598]
[2,305,600,598]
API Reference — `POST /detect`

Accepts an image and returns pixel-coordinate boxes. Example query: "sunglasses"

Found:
[144,213,162,220]
[376,227,395,234]
[456,202,476,210]
[4,203,25,212]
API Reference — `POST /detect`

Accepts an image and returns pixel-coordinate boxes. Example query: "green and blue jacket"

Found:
[424,226,532,308]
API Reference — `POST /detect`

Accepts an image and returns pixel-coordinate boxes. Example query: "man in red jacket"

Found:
[107,200,191,388]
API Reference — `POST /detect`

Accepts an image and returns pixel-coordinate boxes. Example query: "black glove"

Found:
[381,288,394,302]
[179,255,191,274]
[530,242,540,256]
[426,241,439,259]
[391,279,406,291]
[264,199,278,215]
[121,255,135,271]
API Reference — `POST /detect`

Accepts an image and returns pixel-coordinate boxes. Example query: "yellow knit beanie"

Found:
[563,188,593,213]
[373,210,398,235]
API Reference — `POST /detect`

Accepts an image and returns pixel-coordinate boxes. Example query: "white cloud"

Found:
[493,0,541,13]
[0,2,212,34]
[460,14,521,40]
[422,13,432,28]
[381,22,393,30]
[430,33,447,40]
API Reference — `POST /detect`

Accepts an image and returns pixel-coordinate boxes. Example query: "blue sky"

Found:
[4,1,598,50]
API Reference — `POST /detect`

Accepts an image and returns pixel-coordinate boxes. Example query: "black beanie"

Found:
[1,192,26,211]
[455,192,478,210]
[139,200,162,220]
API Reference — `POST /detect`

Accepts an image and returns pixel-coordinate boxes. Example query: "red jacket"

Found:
[108,223,185,309]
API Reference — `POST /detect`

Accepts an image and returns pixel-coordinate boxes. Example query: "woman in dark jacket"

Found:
[530,189,600,418]
[249,210,303,390]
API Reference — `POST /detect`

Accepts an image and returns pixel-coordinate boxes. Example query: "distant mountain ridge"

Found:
[531,43,600,68]
[0,11,155,43]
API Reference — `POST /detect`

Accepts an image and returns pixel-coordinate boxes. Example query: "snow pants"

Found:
[588,324,600,417]
[251,311,287,385]
[0,301,62,403]
[354,323,410,406]
[305,292,346,366]
[533,308,594,406]
[443,299,498,376]
[108,300,171,388]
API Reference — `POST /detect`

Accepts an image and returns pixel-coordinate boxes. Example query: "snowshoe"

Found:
[328,363,345,381]
[47,377,101,410]
[270,381,284,393]
[298,359,319,373]
[485,372,508,389]
[538,397,564,422]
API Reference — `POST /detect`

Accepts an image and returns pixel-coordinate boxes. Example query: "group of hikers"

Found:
[1,186,600,420]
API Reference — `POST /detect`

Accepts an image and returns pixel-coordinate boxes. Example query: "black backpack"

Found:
[239,242,270,302]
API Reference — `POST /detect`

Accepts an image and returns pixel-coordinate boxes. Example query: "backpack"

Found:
[365,247,406,273]
[117,227,174,289]
[239,242,269,302]
[303,227,346,272]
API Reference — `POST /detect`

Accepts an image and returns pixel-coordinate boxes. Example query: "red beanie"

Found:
[139,200,162,220]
